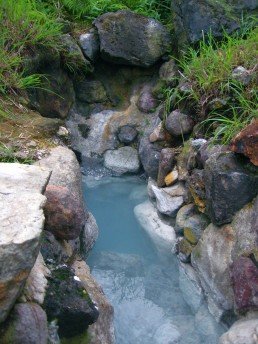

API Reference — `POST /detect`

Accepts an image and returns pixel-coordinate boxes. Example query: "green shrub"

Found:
[166,21,258,143]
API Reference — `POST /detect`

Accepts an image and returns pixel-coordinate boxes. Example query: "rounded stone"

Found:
[165,110,194,137]
[44,185,85,240]
[104,146,140,175]
[118,126,138,144]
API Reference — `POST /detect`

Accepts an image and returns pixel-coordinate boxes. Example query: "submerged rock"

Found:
[94,10,171,67]
[104,146,140,175]
[134,200,176,253]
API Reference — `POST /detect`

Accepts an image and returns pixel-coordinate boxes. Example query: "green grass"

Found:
[165,20,258,143]
[55,0,172,25]
[0,0,63,95]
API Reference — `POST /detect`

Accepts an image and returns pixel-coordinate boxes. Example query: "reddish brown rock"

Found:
[157,148,176,187]
[44,185,85,240]
[231,256,258,313]
[229,120,258,166]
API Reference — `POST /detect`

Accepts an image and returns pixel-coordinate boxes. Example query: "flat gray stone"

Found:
[0,162,50,323]
[104,146,140,175]
[0,163,50,194]
[151,185,184,217]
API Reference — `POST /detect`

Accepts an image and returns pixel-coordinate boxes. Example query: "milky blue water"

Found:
[83,175,225,344]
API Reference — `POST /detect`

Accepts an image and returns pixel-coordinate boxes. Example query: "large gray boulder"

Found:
[171,0,258,48]
[0,163,50,323]
[104,146,140,175]
[191,195,258,320]
[94,10,172,67]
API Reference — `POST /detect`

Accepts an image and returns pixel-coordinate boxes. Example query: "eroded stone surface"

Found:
[0,163,49,323]
[94,10,171,67]
[104,146,140,175]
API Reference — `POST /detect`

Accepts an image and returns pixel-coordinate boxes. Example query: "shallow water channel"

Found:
[83,175,225,344]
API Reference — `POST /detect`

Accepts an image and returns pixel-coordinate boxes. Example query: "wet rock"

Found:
[75,79,107,103]
[231,66,251,86]
[179,262,203,313]
[219,318,258,344]
[104,146,140,175]
[177,141,196,180]
[118,125,138,144]
[187,169,206,213]
[20,253,50,305]
[229,119,258,166]
[72,260,115,344]
[164,168,178,186]
[134,200,176,253]
[81,212,99,255]
[165,110,194,137]
[152,185,184,217]
[231,256,258,313]
[137,89,158,113]
[79,28,100,62]
[139,136,161,180]
[44,185,85,240]
[147,177,158,199]
[44,265,99,338]
[204,151,258,225]
[94,10,172,67]
[157,148,175,187]
[0,303,48,344]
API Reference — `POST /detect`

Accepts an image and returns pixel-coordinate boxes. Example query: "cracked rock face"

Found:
[0,163,51,323]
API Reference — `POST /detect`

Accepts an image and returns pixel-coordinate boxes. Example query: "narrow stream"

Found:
[83,175,225,344]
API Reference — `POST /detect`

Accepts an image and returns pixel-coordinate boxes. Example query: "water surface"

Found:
[83,175,225,344]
